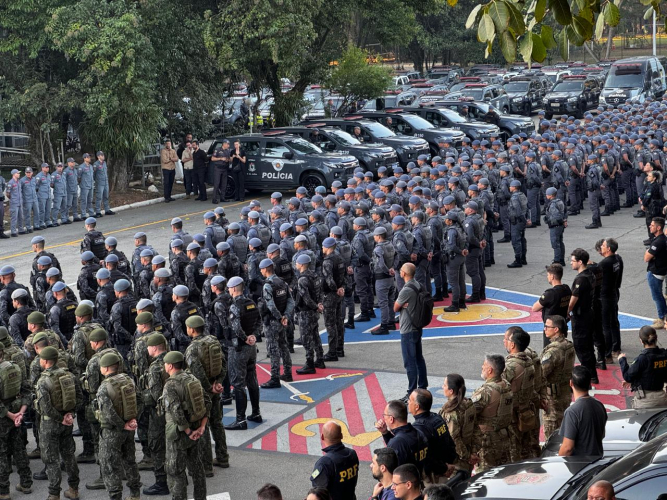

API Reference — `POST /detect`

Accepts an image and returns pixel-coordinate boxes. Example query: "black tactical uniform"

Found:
[109,295,138,359]
[170,301,202,352]
[49,297,78,346]
[77,263,101,301]
[80,230,108,260]
[310,442,360,500]
[94,282,116,329]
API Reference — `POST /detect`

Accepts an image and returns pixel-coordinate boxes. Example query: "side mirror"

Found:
[282,151,293,160]
[484,97,491,102]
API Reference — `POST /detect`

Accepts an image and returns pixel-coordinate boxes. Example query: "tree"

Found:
[326,46,392,114]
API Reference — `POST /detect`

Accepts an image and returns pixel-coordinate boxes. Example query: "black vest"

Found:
[324,253,345,292]
[57,299,78,340]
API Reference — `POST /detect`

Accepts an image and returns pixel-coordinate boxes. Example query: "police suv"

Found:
[502,76,548,115]
[263,125,399,174]
[206,134,358,196]
[355,109,466,154]
[401,104,502,142]
[301,117,430,167]
[446,83,510,113]
[543,75,601,119]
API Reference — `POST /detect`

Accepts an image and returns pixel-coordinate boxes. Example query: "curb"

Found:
[112,188,214,213]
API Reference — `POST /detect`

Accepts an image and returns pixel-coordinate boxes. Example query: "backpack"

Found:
[405,282,434,329]
[198,335,224,379]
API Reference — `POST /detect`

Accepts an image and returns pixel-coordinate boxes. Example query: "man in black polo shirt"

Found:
[310,421,359,500]
[645,217,667,330]
[597,238,623,363]
[374,400,428,474]
[532,264,572,347]
[191,140,208,201]
[568,248,598,384]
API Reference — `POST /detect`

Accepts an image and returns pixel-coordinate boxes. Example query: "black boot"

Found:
[465,294,481,304]
[260,378,281,389]
[143,481,170,495]
[296,361,316,375]
[443,305,459,312]
[344,313,355,329]
[323,352,339,362]
[314,358,326,369]
[433,288,444,301]
[585,220,600,229]
[225,389,248,430]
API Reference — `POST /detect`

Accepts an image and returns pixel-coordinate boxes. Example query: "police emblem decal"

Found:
[271,160,283,172]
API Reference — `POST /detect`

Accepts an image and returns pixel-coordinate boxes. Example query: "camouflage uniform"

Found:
[526,346,546,457]
[162,370,211,500]
[439,398,475,477]
[296,270,324,365]
[0,354,33,496]
[35,365,82,498]
[144,350,169,485]
[261,275,294,380]
[540,335,575,440]
[96,372,142,500]
[471,376,513,473]
[321,251,345,356]
[131,330,154,463]
[503,352,536,462]
[185,334,229,470]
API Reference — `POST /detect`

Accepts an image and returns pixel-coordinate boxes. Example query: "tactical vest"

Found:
[210,225,226,246]
[165,371,207,423]
[196,335,223,380]
[638,348,667,391]
[13,307,32,341]
[375,241,395,271]
[313,222,329,247]
[270,276,289,314]
[324,253,346,291]
[356,231,373,260]
[2,283,30,317]
[421,225,432,253]
[192,261,206,290]
[158,285,175,319]
[57,299,78,340]
[175,301,200,331]
[505,353,535,408]
[41,368,77,412]
[88,231,107,259]
[477,379,513,433]
[237,297,260,337]
[99,284,116,314]
[335,240,352,266]
[103,373,138,422]
[119,297,138,335]
[254,224,272,248]
[544,337,575,387]
[77,323,103,361]
[1,343,26,378]
[441,398,475,462]
[273,256,294,285]
[228,234,248,262]
[0,360,21,402]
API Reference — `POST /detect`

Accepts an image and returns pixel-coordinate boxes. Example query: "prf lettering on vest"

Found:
[416,447,428,462]
[654,360,667,369]
[436,424,447,436]
[339,464,359,482]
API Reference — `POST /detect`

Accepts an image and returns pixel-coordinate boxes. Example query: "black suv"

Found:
[503,76,547,115]
[401,105,501,142]
[431,99,536,141]
[264,125,399,174]
[206,134,359,196]
[300,117,430,167]
[355,109,466,155]
[543,75,601,119]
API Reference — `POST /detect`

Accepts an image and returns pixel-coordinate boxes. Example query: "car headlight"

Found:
[323,162,343,169]
[543,98,548,104]
[366,152,381,159]
[568,97,578,103]
[599,96,606,103]
[512,97,522,102]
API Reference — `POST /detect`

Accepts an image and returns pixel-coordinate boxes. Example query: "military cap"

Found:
[186,242,200,252]
[27,311,46,325]
[343,187,355,195]
[134,232,146,239]
[448,177,460,184]
[479,178,490,186]
[249,199,262,207]
[294,235,308,243]
[353,217,367,226]
[267,243,280,254]
[227,276,243,288]
[152,255,166,266]
[309,209,323,219]
[271,192,283,199]
[330,226,343,236]
[444,212,459,221]
[468,184,479,192]
[85,217,97,226]
[173,285,189,297]
[322,237,336,248]
[37,255,52,266]
[331,181,343,188]
[140,249,154,258]
[411,210,425,222]
[203,258,218,269]
[228,222,241,231]
[0,327,8,340]
[135,312,154,325]
[170,239,184,248]
[443,195,456,205]
[211,276,226,288]
[147,333,167,347]
[392,216,406,226]
[288,197,300,206]
[373,227,387,236]
[136,298,153,310]
[499,165,511,172]
[89,328,108,342]
[435,178,446,186]
[39,346,59,361]
[193,234,205,243]
[0,266,15,276]
[96,268,111,279]
[105,237,118,246]
[311,194,323,204]
[40,162,50,169]
[296,254,311,265]
[510,180,522,188]
[465,200,479,211]
[588,154,598,160]
[295,218,308,226]
[217,242,231,252]
[100,352,121,368]
[183,315,204,330]
[279,223,293,233]
[105,253,119,263]
[248,210,260,220]
[164,351,184,365]
[171,217,182,225]
[114,279,131,292]
[214,207,225,215]
[25,167,34,174]
[259,258,274,270]
[249,238,263,248]
[471,171,483,177]
[204,211,216,220]
[32,332,49,345]
[552,150,562,157]
[409,196,421,205]
[296,187,308,195]
[31,236,45,245]
[546,187,558,196]
[270,206,283,215]
[52,282,67,293]
[75,303,94,317]
[80,251,94,263]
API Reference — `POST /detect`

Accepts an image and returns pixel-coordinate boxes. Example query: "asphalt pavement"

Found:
[0,183,655,499]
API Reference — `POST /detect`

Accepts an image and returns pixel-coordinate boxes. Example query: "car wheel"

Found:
[301,172,326,196]
[224,175,236,200]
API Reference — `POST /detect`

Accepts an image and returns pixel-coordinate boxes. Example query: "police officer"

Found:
[585,154,603,229]
[0,173,6,239]
[507,179,528,268]
[259,259,294,388]
[93,151,114,217]
[544,186,567,266]
[32,256,52,313]
[294,254,325,374]
[309,421,359,500]
[105,236,131,276]
[247,210,272,249]
[170,285,201,352]
[351,217,374,322]
[374,400,428,473]
[78,153,95,218]
[184,242,206,306]
[51,163,67,226]
[152,268,175,331]
[496,165,512,242]
[7,169,26,236]
[568,248,598,383]
[169,239,188,285]
[203,212,226,255]
[49,281,78,346]
[131,231,156,278]
[0,265,33,327]
[79,217,107,260]
[136,249,156,300]
[226,222,248,262]
[525,151,542,227]
[247,238,267,303]
[470,354,513,472]
[463,201,485,302]
[8,288,34,345]
[21,166,40,232]
[77,251,101,302]
[109,278,138,360]
[211,140,231,204]
[372,227,395,335]
[443,212,467,312]
[391,215,413,295]
[94,268,116,329]
[64,157,81,223]
[35,162,53,229]
[619,326,667,408]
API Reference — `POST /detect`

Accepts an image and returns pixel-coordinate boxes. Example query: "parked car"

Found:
[543,75,601,118]
[503,76,547,115]
[601,56,667,106]
[446,83,510,113]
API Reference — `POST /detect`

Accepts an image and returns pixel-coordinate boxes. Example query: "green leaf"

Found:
[531,32,547,62]
[604,2,621,26]
[489,1,510,33]
[466,4,483,29]
[519,33,533,63]
[578,6,594,23]
[541,25,557,49]
[573,0,587,10]
[566,25,585,46]
[639,0,653,6]
[499,30,516,62]
[548,0,573,25]
[505,1,526,36]
[558,28,569,60]
[644,6,654,20]
[535,0,546,21]
[478,13,496,43]
[572,15,593,40]
[595,12,605,40]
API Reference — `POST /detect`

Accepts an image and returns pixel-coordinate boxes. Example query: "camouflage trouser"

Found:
[200,392,228,472]
[99,428,141,500]
[299,310,323,363]
[474,429,510,474]
[508,421,534,462]
[323,293,343,355]
[77,388,93,454]
[148,407,166,482]
[528,401,542,458]
[264,319,292,379]
[41,418,79,496]
[138,407,150,457]
[86,404,104,478]
[166,436,206,500]
[0,419,32,494]
[542,394,571,441]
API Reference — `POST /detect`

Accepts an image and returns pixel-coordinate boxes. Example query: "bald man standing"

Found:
[310,421,359,500]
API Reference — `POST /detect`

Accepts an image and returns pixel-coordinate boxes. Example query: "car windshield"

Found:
[401,114,436,129]
[285,138,322,154]
[459,89,484,100]
[363,122,396,138]
[641,410,667,441]
[327,129,361,146]
[545,74,559,83]
[552,81,584,92]
[605,65,645,88]
[439,108,468,123]
[504,82,530,92]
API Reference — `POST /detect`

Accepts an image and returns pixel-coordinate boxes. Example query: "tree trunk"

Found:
[110,156,130,193]
[583,42,600,62]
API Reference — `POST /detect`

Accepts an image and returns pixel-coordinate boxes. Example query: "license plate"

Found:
[552,103,560,108]
[389,162,398,169]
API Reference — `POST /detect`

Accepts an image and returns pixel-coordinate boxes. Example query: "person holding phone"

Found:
[231,139,246,202]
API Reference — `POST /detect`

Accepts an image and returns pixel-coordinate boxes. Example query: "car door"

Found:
[262,139,299,187]
[394,117,414,136]
[240,139,262,187]
[425,110,448,128]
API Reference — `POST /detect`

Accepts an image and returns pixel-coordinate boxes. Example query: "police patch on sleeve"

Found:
[311,469,321,480]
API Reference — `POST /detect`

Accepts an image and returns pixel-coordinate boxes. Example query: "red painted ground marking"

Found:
[341,384,373,462]
[261,426,277,451]
[288,413,308,454]
[364,373,389,421]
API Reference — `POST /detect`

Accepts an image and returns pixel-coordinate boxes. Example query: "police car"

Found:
[355,109,466,154]
[301,117,430,167]
[360,90,419,111]
[541,408,667,457]
[452,433,667,499]
[263,125,399,174]
[446,83,510,113]
[401,104,502,141]
[206,134,358,196]
[543,75,601,119]
[502,76,548,115]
